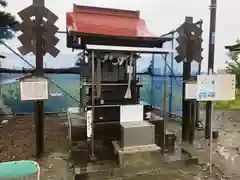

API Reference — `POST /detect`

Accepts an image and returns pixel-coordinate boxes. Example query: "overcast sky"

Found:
[2,0,240,71]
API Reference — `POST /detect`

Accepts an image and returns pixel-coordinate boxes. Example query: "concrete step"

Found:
[74,157,198,180]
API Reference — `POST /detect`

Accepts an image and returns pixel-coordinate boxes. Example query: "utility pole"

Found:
[205,0,217,139]
[34,0,44,158]
[196,20,203,126]
[17,0,59,158]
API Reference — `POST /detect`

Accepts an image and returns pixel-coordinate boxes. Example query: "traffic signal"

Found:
[175,17,203,63]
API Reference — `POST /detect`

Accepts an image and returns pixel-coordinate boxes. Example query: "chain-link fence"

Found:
[0,27,201,116]
[137,30,201,117]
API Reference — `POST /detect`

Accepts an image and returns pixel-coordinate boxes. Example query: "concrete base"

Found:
[112,141,161,168]
[67,107,121,142]
[120,121,155,148]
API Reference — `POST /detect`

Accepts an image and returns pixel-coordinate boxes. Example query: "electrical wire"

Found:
[0,26,67,34]
[0,40,80,103]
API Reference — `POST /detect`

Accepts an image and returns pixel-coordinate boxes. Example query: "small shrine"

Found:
[66,4,180,179]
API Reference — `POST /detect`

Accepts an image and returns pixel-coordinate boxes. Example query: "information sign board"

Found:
[20,77,48,101]
[197,74,235,101]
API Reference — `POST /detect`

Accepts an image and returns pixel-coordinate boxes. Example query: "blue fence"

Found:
[136,31,201,116]
[0,31,201,116]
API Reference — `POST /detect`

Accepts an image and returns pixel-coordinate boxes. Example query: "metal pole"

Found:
[79,50,85,115]
[33,0,44,158]
[196,20,203,125]
[169,31,174,115]
[209,94,213,173]
[0,59,2,97]
[163,54,168,151]
[91,51,96,160]
[151,54,154,105]
[133,55,137,102]
[205,0,217,139]
[96,51,101,99]
[189,100,196,144]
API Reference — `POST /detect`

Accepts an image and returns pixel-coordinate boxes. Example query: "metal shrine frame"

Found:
[85,44,174,158]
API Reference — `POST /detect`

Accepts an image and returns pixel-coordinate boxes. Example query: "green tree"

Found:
[226,39,240,88]
[0,0,19,39]
[75,51,85,66]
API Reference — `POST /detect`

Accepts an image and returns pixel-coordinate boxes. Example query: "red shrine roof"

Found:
[67,4,157,37]
[66,4,171,48]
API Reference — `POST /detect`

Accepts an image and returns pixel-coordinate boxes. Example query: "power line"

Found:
[0,26,67,34]
[0,40,35,67]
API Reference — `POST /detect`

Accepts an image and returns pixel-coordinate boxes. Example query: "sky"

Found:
[2,0,240,71]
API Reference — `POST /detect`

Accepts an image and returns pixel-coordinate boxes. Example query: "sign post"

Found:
[206,0,217,140]
[20,76,48,101]
[185,79,197,144]
[34,0,45,158]
[17,0,59,158]
[198,70,215,173]
[196,73,235,172]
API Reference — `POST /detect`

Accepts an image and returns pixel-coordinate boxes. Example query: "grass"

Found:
[201,89,240,110]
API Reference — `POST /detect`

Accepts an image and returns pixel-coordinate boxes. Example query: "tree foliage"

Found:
[226,39,240,87]
[0,0,19,39]
[75,51,85,66]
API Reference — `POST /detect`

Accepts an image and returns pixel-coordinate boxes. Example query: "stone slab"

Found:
[112,141,161,168]
[120,121,155,148]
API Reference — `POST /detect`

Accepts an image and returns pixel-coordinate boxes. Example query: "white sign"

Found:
[120,105,143,123]
[197,75,216,101]
[86,110,92,138]
[20,77,48,101]
[185,82,197,99]
[197,74,235,101]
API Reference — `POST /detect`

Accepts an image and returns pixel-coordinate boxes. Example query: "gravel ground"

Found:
[1,110,240,180]
[0,114,73,180]
[197,110,240,179]
[123,164,224,180]
[167,109,240,180]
